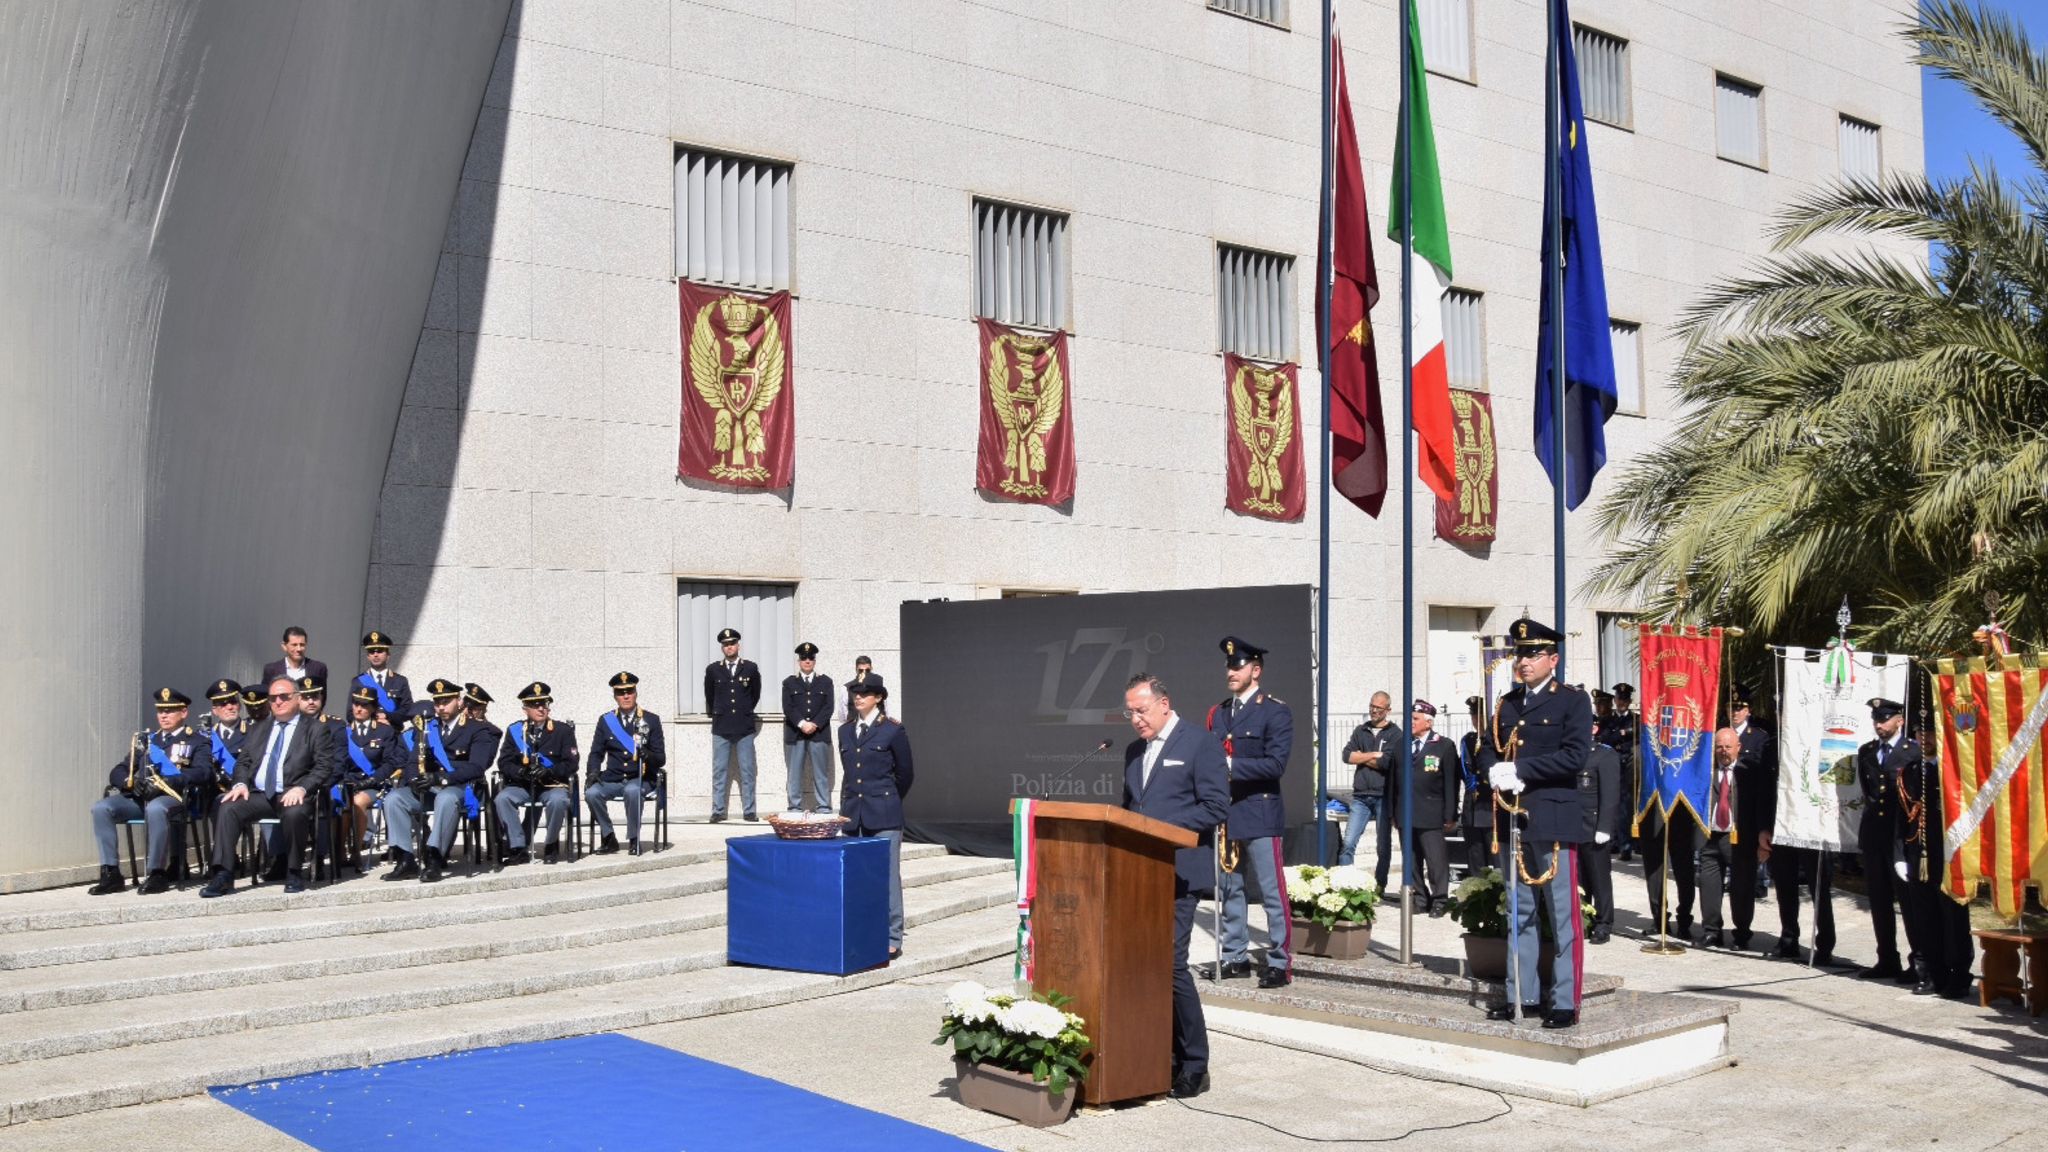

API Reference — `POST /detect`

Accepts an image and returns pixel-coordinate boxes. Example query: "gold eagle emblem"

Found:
[986,331,1065,498]
[688,293,787,483]
[1230,361,1294,516]
[1449,389,1496,538]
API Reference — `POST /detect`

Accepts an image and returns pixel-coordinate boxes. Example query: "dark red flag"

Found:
[1433,388,1498,545]
[678,281,795,490]
[1317,26,1386,517]
[975,318,1075,506]
[1224,355,1305,522]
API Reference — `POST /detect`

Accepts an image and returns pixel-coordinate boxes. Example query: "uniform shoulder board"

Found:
[1266,694,1284,705]
[544,720,554,733]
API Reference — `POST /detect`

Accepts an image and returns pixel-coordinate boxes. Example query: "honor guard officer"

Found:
[1476,618,1591,1029]
[1580,712,1623,943]
[355,631,412,723]
[1856,697,1918,982]
[336,683,396,857]
[1206,636,1296,989]
[783,642,835,813]
[704,628,762,822]
[587,671,666,854]
[1898,714,1973,998]
[838,675,913,958]
[496,682,578,865]
[89,688,213,895]
[382,678,492,883]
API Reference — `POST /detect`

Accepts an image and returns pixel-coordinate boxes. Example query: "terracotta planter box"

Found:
[952,1058,1076,1127]
[1464,932,1509,982]
[1292,916,1371,960]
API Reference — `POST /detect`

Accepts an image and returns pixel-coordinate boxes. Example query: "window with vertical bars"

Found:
[1610,320,1643,415]
[677,580,796,716]
[1839,115,1881,183]
[1442,288,1485,389]
[1419,0,1474,82]
[1574,25,1631,129]
[674,148,792,291]
[1207,0,1287,28]
[1715,75,1766,169]
[973,200,1070,331]
[1216,244,1296,363]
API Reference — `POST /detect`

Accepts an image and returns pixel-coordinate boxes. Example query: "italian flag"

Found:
[1391,0,1457,503]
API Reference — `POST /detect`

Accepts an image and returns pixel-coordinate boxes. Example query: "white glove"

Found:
[1894,860,1909,882]
[1595,831,1611,845]
[1488,764,1523,793]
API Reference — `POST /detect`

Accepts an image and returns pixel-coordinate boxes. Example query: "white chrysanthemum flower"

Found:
[1324,865,1374,894]
[1316,892,1347,912]
[999,1000,1069,1040]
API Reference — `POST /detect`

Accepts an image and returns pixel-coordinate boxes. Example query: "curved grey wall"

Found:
[0,0,509,886]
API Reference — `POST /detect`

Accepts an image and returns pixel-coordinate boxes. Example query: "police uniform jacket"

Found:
[588,709,666,784]
[200,716,251,786]
[1123,716,1230,889]
[1857,735,1920,849]
[498,719,579,786]
[837,713,913,833]
[433,716,499,787]
[1386,732,1461,829]
[782,673,835,744]
[704,659,762,738]
[231,713,337,793]
[355,670,414,720]
[109,725,216,797]
[336,719,393,783]
[1733,723,1777,838]
[1475,680,1591,845]
[1459,730,1491,832]
[1893,747,1946,881]
[1209,691,1293,841]
[1581,742,1623,843]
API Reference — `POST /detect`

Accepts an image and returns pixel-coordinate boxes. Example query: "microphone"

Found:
[1027,738,1117,799]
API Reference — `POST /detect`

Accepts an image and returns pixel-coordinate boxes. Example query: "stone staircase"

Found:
[0,840,1015,1126]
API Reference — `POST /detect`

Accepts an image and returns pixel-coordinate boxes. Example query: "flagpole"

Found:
[1397,0,1417,963]
[1545,0,1568,654]
[1316,0,1335,867]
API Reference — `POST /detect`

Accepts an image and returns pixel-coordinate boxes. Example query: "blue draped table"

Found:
[726,833,890,975]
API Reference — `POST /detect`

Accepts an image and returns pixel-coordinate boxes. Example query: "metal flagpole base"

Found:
[1640,938,1688,955]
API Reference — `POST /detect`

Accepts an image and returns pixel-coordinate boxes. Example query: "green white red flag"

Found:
[1390,0,1457,503]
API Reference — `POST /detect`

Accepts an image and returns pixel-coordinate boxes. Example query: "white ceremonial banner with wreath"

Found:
[1775,647,1911,852]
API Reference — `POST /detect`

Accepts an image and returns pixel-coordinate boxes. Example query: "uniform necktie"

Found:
[857,721,869,742]
[261,724,287,793]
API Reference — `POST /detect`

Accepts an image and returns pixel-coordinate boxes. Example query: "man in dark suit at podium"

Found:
[1121,672,1228,1100]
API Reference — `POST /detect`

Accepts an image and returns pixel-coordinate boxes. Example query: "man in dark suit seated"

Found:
[1121,672,1228,1100]
[201,676,337,896]
[259,625,329,688]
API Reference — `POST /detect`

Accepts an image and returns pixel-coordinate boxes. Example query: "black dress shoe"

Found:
[503,847,531,867]
[1587,926,1611,945]
[542,842,561,864]
[1428,900,1448,918]
[743,812,759,822]
[384,856,420,881]
[1733,931,1752,950]
[139,870,171,895]
[1816,952,1858,969]
[87,865,125,895]
[421,848,445,883]
[283,872,308,894]
[629,840,642,857]
[1940,982,1974,1001]
[1486,1002,1539,1021]
[1773,940,1800,959]
[1913,980,1939,996]
[1204,959,1253,980]
[1258,968,1291,989]
[1675,919,1694,941]
[1860,960,1905,980]
[1542,1009,1579,1029]
[1168,1072,1210,1099]
[261,862,288,885]
[596,834,621,855]
[708,813,726,824]
[199,869,234,899]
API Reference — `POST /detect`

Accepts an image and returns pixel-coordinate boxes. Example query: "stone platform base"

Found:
[1200,953,1735,1106]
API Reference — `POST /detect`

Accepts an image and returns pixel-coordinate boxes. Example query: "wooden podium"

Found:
[1015,800,1197,1105]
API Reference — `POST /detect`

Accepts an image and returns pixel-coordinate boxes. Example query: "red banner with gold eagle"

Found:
[1224,354,1304,522]
[976,319,1074,506]
[679,281,794,490]
[1433,388,1497,545]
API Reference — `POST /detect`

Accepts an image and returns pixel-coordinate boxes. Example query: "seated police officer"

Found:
[495,682,578,865]
[201,677,336,897]
[192,678,252,819]
[335,683,396,857]
[90,688,213,895]
[382,678,494,883]
[586,671,665,856]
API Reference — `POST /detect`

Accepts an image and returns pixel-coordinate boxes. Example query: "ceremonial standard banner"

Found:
[976,319,1074,506]
[1934,655,2048,915]
[1479,635,1515,717]
[678,282,794,489]
[1776,646,1909,853]
[1636,625,1722,829]
[1224,355,1304,522]
[1434,389,1497,544]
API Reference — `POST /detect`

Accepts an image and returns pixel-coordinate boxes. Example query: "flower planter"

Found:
[1292,917,1371,960]
[952,1058,1076,1127]
[1463,933,1508,982]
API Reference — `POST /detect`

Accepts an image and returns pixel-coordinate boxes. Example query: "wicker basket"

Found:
[766,813,848,840]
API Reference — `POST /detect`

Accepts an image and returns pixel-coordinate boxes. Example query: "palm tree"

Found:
[1586,0,2048,656]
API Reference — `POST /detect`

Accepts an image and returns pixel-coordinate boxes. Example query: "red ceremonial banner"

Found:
[976,319,1075,506]
[1224,355,1305,522]
[1636,625,1725,831]
[678,281,795,490]
[1433,388,1498,545]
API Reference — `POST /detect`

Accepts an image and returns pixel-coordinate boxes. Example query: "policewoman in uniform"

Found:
[1208,636,1296,988]
[335,682,395,863]
[587,671,666,854]
[495,681,578,865]
[1475,619,1591,1029]
[783,642,835,813]
[838,674,913,958]
[704,627,762,822]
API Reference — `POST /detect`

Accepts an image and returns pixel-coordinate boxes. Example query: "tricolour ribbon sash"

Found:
[1013,799,1038,984]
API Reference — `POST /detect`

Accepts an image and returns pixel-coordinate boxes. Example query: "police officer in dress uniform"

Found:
[1208,636,1296,989]
[193,678,251,821]
[1600,684,1640,860]
[1389,699,1462,915]
[1476,619,1590,1029]
[587,671,666,854]
[89,688,213,895]
[1898,719,1974,998]
[838,674,913,957]
[1459,696,1492,878]
[495,682,578,865]
[291,677,349,872]
[355,630,412,724]
[382,678,493,883]
[704,628,762,822]
[1729,685,1776,903]
[1580,711,1622,943]
[335,683,395,863]
[783,642,835,813]
[1856,697,1917,982]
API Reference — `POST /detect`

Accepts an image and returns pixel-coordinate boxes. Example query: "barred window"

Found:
[674,148,791,290]
[974,199,1070,330]
[1420,0,1474,82]
[1442,288,1485,389]
[1839,115,1881,183]
[1208,0,1287,28]
[1715,75,1766,169]
[1574,25,1630,129]
[1610,320,1643,416]
[678,580,795,715]
[1216,244,1296,363]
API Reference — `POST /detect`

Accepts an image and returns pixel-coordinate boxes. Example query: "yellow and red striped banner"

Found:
[1934,656,2048,915]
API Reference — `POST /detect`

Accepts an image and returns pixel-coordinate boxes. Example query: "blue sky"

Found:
[1919,3,2048,184]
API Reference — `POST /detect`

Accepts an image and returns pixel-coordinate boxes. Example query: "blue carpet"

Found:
[210,1033,994,1151]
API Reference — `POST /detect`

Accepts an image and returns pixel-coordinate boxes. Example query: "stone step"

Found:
[0,903,1016,1126]
[0,871,1011,1067]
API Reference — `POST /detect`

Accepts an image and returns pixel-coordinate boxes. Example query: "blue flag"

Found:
[1534,0,1616,511]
